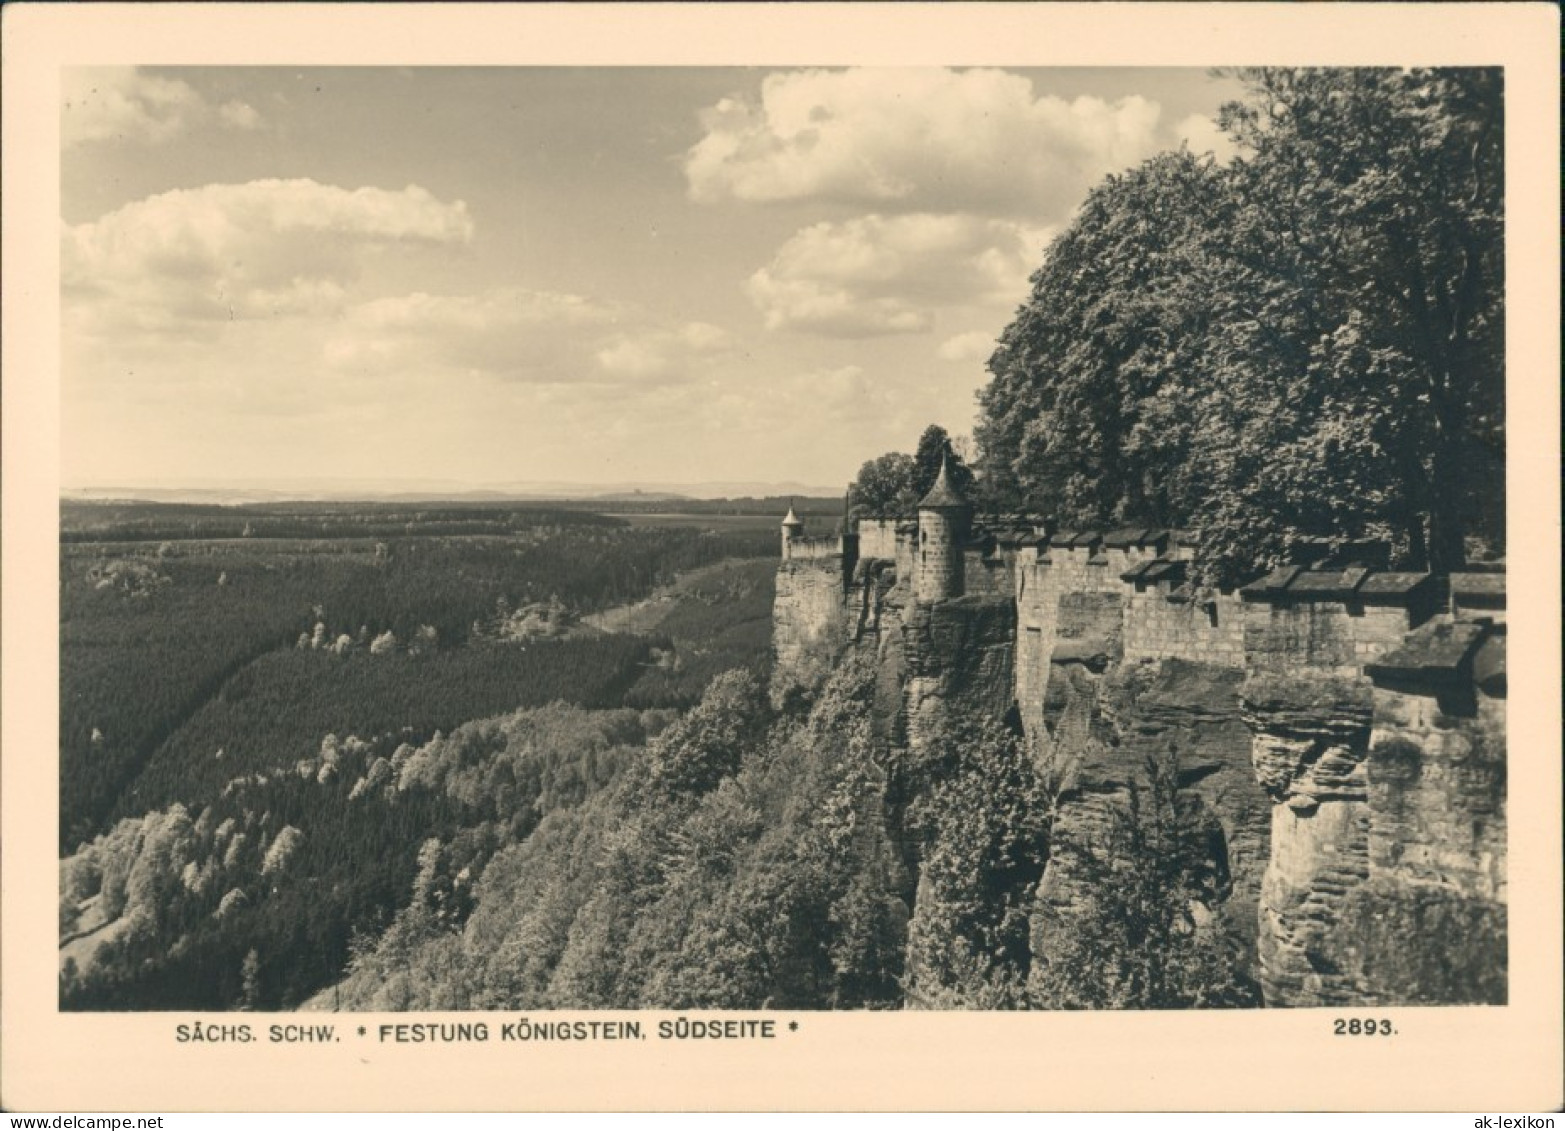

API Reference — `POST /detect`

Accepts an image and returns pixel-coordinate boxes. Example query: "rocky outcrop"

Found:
[1034,659,1271,991]
[1243,669,1376,1005]
[770,514,1508,1008]
[901,597,1017,759]
[1351,623,1507,1004]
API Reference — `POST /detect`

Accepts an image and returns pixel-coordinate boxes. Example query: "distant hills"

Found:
[61,477,844,506]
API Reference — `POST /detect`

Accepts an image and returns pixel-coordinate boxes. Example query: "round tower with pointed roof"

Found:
[915,455,972,603]
[780,500,805,560]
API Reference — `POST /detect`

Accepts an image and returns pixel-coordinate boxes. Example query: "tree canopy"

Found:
[852,425,976,517]
[976,68,1503,583]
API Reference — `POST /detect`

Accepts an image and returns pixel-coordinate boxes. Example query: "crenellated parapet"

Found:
[782,535,847,562]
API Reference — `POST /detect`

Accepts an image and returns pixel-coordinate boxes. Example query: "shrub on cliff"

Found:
[902,711,1050,1008]
[1027,760,1260,1010]
[643,670,769,797]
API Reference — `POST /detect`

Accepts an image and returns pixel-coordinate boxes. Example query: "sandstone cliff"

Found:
[769,514,1506,1007]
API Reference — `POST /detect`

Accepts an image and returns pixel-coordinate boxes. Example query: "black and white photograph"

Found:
[4,2,1559,1113]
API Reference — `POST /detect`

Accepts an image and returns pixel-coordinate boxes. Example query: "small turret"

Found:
[780,500,805,560]
[915,455,972,603]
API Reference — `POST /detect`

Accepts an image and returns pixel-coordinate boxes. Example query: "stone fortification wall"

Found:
[961,548,1014,599]
[1238,567,1437,675]
[771,555,852,705]
[1123,582,1246,665]
[784,535,844,562]
[856,518,900,561]
[769,503,1507,1007]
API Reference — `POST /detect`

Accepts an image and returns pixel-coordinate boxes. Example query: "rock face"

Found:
[902,597,1017,759]
[770,513,1507,1007]
[1034,658,1271,990]
[1352,626,1507,1004]
[1243,636,1508,1005]
[1238,580,1506,1007]
[1243,671,1377,1005]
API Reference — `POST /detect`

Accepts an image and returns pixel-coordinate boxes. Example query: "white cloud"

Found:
[686,68,1164,219]
[780,365,892,421]
[937,330,998,363]
[326,289,619,383]
[64,179,474,338]
[1176,113,1240,164]
[746,213,1048,337]
[219,101,263,130]
[326,292,733,388]
[596,322,732,382]
[63,67,264,147]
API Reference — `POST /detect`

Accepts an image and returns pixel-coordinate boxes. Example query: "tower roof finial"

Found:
[918,453,970,510]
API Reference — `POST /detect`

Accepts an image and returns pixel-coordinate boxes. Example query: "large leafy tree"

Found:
[978,68,1503,582]
[850,451,918,516]
[978,149,1234,529]
[852,425,978,517]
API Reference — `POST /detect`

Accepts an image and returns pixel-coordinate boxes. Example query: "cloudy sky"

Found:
[62,66,1242,493]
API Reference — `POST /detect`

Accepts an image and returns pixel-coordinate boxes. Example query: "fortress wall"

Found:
[1123,585,1247,666]
[856,519,900,561]
[1241,601,1415,676]
[1009,553,1432,748]
[1041,546,1123,595]
[769,503,1507,1008]
[1097,544,1161,577]
[785,536,842,562]
[962,550,1014,599]
[771,555,850,705]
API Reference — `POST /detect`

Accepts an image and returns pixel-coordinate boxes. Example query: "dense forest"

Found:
[61,705,666,1010]
[318,656,1252,1011]
[61,506,773,850]
[59,502,781,1009]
